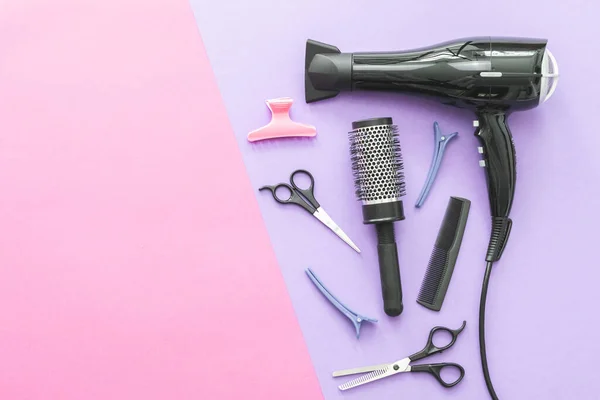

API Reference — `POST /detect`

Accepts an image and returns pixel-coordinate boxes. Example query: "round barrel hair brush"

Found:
[348,117,406,317]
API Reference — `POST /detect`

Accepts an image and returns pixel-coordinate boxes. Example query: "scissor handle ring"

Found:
[428,326,459,352]
[411,363,465,388]
[436,363,465,388]
[270,183,295,203]
[409,321,466,362]
[289,169,320,208]
[290,169,315,191]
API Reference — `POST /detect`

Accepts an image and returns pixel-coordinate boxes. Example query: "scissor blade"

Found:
[334,358,410,390]
[313,208,361,253]
[338,365,395,391]
[333,363,390,377]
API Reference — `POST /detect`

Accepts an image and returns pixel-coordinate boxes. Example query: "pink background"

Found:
[0,1,322,399]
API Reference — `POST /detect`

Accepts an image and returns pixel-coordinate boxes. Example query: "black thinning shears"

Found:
[333,321,467,391]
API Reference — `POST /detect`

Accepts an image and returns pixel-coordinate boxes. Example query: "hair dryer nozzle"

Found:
[305,39,351,103]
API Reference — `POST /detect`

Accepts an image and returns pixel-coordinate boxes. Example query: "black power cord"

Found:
[479,261,499,400]
[479,216,512,399]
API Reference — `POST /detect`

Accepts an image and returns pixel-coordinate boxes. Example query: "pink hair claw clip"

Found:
[247,97,317,142]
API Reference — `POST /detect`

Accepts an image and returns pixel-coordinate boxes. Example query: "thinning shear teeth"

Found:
[415,122,458,208]
[306,268,377,339]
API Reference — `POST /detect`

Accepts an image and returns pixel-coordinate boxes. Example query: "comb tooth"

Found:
[417,246,448,306]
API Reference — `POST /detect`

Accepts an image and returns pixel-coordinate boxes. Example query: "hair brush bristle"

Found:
[348,123,406,203]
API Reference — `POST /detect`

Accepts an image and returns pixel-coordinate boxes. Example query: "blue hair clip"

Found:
[415,122,458,208]
[306,268,377,339]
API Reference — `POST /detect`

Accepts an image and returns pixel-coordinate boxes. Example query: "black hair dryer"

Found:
[305,36,559,261]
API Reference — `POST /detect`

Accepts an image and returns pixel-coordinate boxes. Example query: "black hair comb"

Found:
[417,197,470,311]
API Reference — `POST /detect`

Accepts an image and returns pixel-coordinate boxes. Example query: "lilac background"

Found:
[190,1,599,398]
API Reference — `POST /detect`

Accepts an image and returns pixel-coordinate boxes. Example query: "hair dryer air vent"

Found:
[541,49,559,103]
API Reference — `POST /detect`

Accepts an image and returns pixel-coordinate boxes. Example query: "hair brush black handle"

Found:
[375,223,403,316]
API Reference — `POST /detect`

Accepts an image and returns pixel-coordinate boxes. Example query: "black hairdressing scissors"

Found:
[259,169,360,253]
[332,321,467,390]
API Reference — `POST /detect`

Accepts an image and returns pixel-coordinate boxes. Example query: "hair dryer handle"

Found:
[474,112,516,218]
[475,111,515,261]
